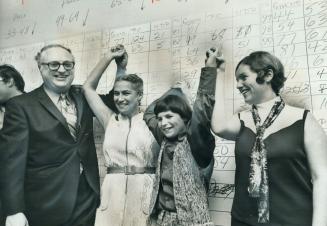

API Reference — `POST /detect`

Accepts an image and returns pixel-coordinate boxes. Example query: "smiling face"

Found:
[157,110,187,139]
[113,80,141,117]
[39,47,75,94]
[235,64,272,105]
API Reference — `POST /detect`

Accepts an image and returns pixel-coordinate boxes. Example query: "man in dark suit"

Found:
[0,65,25,226]
[0,44,100,226]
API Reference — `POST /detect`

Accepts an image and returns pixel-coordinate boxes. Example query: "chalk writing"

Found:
[209,182,234,198]
[283,83,310,95]
[56,9,90,28]
[12,13,26,22]
[61,0,81,8]
[5,22,37,39]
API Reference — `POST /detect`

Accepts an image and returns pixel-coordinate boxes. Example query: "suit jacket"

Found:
[0,85,100,226]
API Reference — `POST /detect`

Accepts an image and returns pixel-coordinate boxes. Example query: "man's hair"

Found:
[236,51,286,94]
[154,95,192,124]
[35,44,73,66]
[0,64,25,92]
[115,74,144,95]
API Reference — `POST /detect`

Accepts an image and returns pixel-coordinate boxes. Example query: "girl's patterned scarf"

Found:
[248,98,285,223]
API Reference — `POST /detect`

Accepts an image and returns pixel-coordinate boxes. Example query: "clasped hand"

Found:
[109,44,128,70]
[205,46,225,71]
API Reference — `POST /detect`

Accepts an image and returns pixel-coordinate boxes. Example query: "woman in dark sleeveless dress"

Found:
[210,49,327,226]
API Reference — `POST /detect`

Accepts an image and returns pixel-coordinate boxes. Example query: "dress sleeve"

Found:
[188,67,217,168]
[99,89,118,113]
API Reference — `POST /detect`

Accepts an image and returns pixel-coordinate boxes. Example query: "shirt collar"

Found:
[0,105,5,112]
[166,133,187,142]
[43,86,70,104]
[254,96,281,119]
[255,96,281,110]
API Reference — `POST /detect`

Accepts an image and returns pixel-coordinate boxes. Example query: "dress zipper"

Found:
[122,117,132,226]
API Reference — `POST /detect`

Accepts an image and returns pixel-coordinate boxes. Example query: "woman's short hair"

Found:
[115,74,143,95]
[236,51,286,94]
[154,95,192,124]
[0,64,25,92]
[35,44,73,66]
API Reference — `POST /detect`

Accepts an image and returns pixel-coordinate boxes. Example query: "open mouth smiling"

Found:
[162,127,173,133]
[54,74,69,79]
[239,88,250,95]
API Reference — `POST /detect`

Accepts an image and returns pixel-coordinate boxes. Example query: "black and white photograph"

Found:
[0,0,326,225]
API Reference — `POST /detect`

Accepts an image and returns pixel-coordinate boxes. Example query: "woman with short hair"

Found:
[211,50,327,226]
[83,45,160,226]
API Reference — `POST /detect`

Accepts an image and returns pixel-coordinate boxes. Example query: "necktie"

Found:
[58,94,83,174]
[58,93,78,140]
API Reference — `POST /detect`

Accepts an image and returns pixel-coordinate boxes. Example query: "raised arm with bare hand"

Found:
[83,44,126,128]
[210,47,241,141]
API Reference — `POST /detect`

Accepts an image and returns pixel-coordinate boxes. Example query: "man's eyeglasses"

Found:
[41,61,75,71]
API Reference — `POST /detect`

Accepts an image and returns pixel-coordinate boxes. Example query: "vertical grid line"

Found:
[302,0,315,111]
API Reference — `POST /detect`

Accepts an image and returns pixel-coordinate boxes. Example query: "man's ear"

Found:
[137,92,143,105]
[264,69,274,83]
[6,78,15,88]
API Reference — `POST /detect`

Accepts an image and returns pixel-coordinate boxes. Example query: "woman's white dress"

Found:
[94,112,159,226]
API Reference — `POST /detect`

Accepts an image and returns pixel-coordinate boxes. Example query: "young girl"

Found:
[144,49,219,226]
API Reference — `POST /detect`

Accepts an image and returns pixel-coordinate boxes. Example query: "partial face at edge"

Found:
[0,77,12,104]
